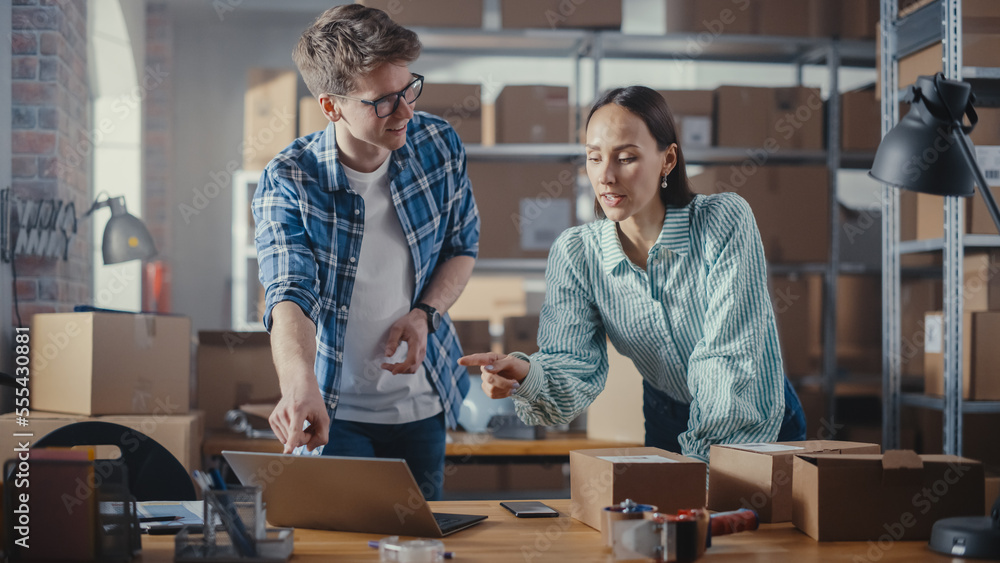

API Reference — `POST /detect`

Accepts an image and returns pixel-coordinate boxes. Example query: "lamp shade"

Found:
[101,197,157,264]
[869,74,976,197]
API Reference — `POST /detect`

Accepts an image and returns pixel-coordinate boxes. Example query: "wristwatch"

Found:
[413,303,442,334]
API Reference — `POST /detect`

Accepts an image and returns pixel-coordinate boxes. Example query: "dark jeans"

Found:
[322,411,447,501]
[643,376,807,452]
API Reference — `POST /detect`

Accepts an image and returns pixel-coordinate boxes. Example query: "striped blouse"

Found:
[510,192,785,462]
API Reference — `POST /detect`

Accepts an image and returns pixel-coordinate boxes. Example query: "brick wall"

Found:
[143,0,173,310]
[10,0,90,323]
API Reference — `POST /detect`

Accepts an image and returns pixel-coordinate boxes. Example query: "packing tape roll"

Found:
[601,500,658,548]
[378,536,445,563]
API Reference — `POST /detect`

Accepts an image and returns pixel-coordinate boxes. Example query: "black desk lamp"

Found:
[870,73,1000,560]
[83,195,157,265]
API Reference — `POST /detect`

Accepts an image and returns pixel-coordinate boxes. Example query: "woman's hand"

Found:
[458,352,530,399]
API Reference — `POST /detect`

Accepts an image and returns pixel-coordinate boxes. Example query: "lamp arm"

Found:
[952,126,1000,235]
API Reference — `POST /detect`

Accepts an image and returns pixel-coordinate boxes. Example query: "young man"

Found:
[253,4,480,501]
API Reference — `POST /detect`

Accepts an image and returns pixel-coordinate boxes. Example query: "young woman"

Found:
[459,86,806,463]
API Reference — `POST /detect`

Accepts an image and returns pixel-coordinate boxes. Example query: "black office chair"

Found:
[33,421,196,501]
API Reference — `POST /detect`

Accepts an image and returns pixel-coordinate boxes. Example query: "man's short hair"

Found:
[293,4,422,98]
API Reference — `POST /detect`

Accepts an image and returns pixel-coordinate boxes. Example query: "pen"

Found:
[367,540,454,559]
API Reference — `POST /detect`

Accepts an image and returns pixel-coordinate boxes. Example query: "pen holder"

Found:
[203,485,265,550]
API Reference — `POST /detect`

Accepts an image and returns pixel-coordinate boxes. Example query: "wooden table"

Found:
[136,498,954,561]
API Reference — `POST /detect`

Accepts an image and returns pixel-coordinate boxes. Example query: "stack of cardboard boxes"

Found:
[568,441,987,541]
[0,312,204,472]
[666,0,879,39]
[923,251,1000,402]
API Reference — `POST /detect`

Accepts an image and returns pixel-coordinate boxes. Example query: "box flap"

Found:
[571,447,703,464]
[881,449,924,487]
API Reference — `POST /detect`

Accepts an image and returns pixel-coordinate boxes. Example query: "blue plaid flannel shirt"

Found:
[252,112,480,429]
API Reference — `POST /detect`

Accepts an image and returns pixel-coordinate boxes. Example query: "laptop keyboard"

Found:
[434,515,461,528]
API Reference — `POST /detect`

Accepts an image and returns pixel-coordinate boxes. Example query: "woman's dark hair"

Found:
[586,86,695,218]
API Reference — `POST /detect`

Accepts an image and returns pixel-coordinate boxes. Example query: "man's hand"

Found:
[268,381,330,454]
[381,308,428,375]
[458,352,530,399]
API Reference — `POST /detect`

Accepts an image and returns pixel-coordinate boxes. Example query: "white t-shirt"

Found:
[334,157,442,424]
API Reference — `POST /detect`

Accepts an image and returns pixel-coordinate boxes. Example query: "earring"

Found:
[660,176,668,190]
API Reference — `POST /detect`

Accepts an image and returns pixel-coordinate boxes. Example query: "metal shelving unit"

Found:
[881,0,1000,455]
[231,28,879,411]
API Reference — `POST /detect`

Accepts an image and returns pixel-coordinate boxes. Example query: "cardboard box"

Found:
[900,278,942,378]
[586,340,645,443]
[756,0,812,37]
[467,161,578,259]
[502,315,540,355]
[0,411,204,473]
[714,86,823,150]
[666,1,871,39]
[501,0,621,30]
[356,0,482,28]
[770,274,816,377]
[915,408,1000,472]
[964,250,1000,312]
[570,447,707,531]
[910,109,1000,239]
[658,90,713,149]
[449,275,527,326]
[244,68,297,171]
[986,473,1000,515]
[792,451,984,541]
[197,331,281,431]
[493,86,571,144]
[822,274,882,375]
[835,0,879,39]
[690,166,829,263]
[924,311,1000,400]
[298,96,327,137]
[769,274,882,377]
[841,86,882,151]
[665,0,755,35]
[708,440,880,522]
[452,319,492,371]
[880,28,1000,98]
[418,83,483,144]
[31,312,191,416]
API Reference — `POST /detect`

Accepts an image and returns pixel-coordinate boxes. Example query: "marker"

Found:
[367,540,454,559]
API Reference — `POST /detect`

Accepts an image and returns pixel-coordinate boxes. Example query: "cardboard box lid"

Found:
[572,447,704,465]
[712,440,879,458]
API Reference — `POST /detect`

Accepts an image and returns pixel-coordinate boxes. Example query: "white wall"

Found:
[89,0,145,311]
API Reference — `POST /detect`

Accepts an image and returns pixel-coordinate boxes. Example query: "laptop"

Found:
[222,451,487,537]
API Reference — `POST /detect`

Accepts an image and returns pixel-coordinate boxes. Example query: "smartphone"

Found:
[500,501,559,518]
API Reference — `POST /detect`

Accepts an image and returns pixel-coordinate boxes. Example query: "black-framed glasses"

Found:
[327,74,424,118]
